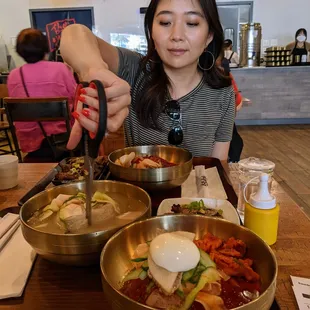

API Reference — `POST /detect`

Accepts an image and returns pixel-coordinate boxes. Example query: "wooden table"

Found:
[229,165,310,310]
[0,162,310,309]
[0,163,56,212]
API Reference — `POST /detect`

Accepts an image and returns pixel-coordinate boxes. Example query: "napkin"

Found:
[182,166,228,200]
[0,220,20,251]
[0,213,36,299]
[0,213,19,239]
[291,275,310,310]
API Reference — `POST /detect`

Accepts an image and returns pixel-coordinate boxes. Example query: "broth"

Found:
[27,192,146,234]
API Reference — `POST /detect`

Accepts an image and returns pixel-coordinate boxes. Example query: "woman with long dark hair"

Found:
[61,0,235,160]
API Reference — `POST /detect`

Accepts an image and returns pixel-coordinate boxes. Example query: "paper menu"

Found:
[291,276,310,310]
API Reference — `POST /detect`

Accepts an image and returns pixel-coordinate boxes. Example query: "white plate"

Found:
[157,198,240,225]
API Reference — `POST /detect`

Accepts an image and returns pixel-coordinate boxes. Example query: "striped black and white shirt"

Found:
[116,47,235,157]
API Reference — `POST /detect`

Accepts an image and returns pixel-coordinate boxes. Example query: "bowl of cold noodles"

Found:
[20,180,151,266]
[100,215,277,310]
[108,145,193,190]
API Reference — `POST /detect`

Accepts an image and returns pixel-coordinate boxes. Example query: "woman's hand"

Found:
[67,67,131,150]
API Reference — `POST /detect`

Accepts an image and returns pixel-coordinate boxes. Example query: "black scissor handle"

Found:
[76,80,107,158]
[88,80,107,158]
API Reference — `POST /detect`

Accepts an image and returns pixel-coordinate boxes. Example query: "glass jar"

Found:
[237,157,275,218]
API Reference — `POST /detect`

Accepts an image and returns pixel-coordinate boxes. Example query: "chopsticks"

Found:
[0,213,20,252]
[0,213,19,239]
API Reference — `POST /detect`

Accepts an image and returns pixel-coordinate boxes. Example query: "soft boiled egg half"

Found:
[149,231,200,273]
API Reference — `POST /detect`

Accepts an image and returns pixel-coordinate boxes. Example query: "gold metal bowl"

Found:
[100,215,277,310]
[108,145,193,190]
[20,180,151,266]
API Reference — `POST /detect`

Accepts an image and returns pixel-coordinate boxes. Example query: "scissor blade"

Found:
[84,154,93,226]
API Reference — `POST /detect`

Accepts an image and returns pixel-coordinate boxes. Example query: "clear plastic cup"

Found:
[237,157,275,218]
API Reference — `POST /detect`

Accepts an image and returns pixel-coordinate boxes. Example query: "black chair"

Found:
[4,97,72,163]
[0,84,8,121]
[0,108,15,155]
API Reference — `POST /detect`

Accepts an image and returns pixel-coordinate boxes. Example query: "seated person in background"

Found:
[224,39,240,68]
[228,77,243,162]
[216,50,243,162]
[7,28,77,161]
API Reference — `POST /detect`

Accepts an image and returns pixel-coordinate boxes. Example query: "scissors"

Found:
[74,80,107,226]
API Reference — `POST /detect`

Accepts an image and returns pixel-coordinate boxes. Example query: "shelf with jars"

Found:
[264,47,292,67]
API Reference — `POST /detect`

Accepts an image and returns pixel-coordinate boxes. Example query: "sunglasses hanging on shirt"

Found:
[165,100,183,146]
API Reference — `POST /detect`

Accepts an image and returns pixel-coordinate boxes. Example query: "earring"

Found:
[198,50,215,71]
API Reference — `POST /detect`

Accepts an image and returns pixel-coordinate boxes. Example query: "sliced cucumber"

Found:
[180,267,220,310]
[76,192,86,200]
[142,260,149,271]
[62,195,77,205]
[131,256,148,263]
[139,270,148,280]
[199,249,216,269]
[39,210,53,221]
[92,191,117,209]
[43,200,59,212]
[146,281,155,293]
[176,289,185,299]
[189,263,206,284]
[182,268,196,282]
[122,268,143,283]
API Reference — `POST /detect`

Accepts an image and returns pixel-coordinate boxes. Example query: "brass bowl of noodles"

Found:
[20,180,151,266]
[108,145,193,191]
[100,215,277,310]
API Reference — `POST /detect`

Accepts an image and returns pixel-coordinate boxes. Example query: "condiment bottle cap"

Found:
[249,173,276,210]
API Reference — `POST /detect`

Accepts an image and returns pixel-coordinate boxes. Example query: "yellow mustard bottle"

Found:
[244,173,280,246]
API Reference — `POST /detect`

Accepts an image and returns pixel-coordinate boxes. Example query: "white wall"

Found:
[0,0,309,67]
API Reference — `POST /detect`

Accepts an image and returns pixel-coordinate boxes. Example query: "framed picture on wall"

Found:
[29,7,94,52]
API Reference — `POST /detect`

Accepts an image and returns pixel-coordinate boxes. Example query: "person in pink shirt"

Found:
[7,28,77,161]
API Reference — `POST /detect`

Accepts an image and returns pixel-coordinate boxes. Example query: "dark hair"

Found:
[217,48,230,76]
[224,39,233,48]
[16,28,49,63]
[135,0,231,128]
[295,28,307,39]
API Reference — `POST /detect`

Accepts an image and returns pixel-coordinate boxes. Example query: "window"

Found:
[110,33,147,55]
[217,2,253,53]
[110,8,147,55]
